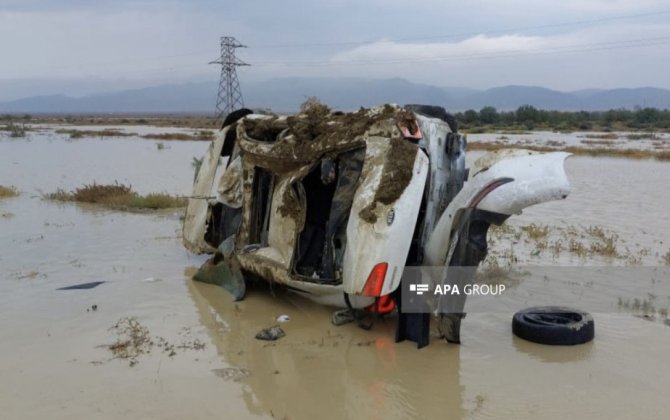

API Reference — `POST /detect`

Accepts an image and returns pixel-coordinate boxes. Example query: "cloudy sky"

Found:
[1,0,669,100]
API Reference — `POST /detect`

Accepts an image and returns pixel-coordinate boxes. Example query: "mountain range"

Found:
[1,77,669,114]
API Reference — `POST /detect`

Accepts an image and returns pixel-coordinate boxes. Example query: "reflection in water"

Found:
[512,335,594,364]
[187,279,466,420]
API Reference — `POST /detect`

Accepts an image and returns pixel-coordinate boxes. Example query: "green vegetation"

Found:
[0,185,19,198]
[457,105,670,132]
[584,133,619,139]
[8,114,220,130]
[53,127,214,141]
[55,128,134,138]
[142,130,214,141]
[0,121,28,137]
[46,182,186,210]
[487,223,653,263]
[521,223,550,241]
[625,133,660,140]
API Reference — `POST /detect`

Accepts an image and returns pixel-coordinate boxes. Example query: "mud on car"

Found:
[183,103,571,347]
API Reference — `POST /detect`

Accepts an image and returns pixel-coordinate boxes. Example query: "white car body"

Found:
[183,105,571,314]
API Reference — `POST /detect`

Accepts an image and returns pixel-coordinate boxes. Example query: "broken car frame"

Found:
[183,104,571,347]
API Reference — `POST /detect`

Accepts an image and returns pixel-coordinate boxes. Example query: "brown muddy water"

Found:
[1,128,670,420]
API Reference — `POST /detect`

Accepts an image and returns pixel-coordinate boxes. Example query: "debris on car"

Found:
[183,101,572,347]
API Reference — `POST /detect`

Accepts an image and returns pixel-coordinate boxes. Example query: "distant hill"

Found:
[456,85,583,111]
[245,77,451,111]
[0,83,218,114]
[584,87,670,110]
[1,78,669,113]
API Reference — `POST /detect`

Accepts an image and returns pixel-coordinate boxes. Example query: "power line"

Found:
[250,9,670,49]
[251,35,670,67]
[7,9,669,80]
[36,34,670,80]
[11,7,670,77]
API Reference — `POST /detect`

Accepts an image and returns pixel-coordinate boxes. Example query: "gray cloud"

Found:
[1,0,669,99]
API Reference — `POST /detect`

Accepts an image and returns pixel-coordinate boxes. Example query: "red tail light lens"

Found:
[362,263,388,297]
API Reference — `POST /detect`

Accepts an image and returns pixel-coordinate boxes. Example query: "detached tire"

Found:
[513,306,594,345]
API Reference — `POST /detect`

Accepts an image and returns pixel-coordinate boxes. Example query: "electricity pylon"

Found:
[210,36,250,120]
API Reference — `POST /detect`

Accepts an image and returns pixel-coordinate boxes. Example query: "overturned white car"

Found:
[183,104,571,347]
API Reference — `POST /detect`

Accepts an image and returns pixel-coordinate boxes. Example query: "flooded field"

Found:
[469,130,670,153]
[1,128,670,419]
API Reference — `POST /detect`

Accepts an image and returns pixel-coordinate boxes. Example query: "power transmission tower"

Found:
[210,36,250,120]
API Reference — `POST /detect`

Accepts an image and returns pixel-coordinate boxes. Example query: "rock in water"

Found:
[255,325,285,341]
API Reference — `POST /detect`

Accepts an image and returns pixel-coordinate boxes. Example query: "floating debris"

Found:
[57,281,105,290]
[107,317,151,365]
[255,325,285,341]
[104,317,206,366]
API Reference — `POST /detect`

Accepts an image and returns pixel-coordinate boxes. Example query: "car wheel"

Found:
[512,306,594,345]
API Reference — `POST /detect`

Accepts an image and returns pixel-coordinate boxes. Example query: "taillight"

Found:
[361,263,388,297]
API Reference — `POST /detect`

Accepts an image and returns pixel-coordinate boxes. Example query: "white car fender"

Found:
[425,151,571,266]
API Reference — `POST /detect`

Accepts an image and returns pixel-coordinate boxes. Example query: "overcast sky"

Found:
[1,0,669,100]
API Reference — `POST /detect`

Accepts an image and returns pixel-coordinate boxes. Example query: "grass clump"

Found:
[1,121,28,137]
[123,193,186,209]
[662,250,670,265]
[46,182,186,211]
[476,255,522,288]
[586,226,619,257]
[581,139,618,146]
[142,130,214,141]
[618,296,666,318]
[584,133,618,140]
[0,185,19,198]
[521,223,550,241]
[626,133,659,140]
[73,182,132,203]
[55,128,134,138]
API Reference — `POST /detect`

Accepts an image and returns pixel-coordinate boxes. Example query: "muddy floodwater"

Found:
[1,128,670,419]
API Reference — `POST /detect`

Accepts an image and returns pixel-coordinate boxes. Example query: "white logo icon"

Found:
[409,284,430,295]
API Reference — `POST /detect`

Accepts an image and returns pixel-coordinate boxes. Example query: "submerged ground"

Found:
[1,123,669,419]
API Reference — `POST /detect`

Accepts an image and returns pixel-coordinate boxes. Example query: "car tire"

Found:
[512,306,594,345]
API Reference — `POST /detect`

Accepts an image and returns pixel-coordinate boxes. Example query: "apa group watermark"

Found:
[400,266,510,314]
[409,283,506,296]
